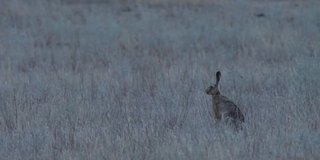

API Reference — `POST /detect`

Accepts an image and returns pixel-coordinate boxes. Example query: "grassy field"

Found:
[0,0,320,159]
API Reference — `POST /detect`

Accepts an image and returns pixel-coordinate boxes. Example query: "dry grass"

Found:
[0,0,319,159]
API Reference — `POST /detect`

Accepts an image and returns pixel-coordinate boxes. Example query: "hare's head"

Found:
[206,71,221,95]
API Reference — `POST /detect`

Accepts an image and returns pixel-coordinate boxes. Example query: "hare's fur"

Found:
[206,71,244,128]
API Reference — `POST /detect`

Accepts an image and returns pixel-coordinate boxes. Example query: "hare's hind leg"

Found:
[234,119,244,131]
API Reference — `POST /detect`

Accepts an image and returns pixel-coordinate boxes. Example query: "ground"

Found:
[0,0,320,159]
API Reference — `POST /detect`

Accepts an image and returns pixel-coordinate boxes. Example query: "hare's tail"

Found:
[236,107,245,122]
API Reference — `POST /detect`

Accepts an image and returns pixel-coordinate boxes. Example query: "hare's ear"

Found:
[216,71,221,85]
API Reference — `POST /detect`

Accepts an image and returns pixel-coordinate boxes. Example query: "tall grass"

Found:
[0,0,319,159]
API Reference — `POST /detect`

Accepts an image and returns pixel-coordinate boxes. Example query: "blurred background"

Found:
[0,0,319,159]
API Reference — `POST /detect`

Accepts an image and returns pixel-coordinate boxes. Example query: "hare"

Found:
[206,71,244,128]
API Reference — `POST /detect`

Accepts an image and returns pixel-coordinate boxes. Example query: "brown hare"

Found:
[206,71,244,129]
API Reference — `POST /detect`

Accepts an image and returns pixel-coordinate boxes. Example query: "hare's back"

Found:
[220,98,244,121]
[219,97,238,112]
